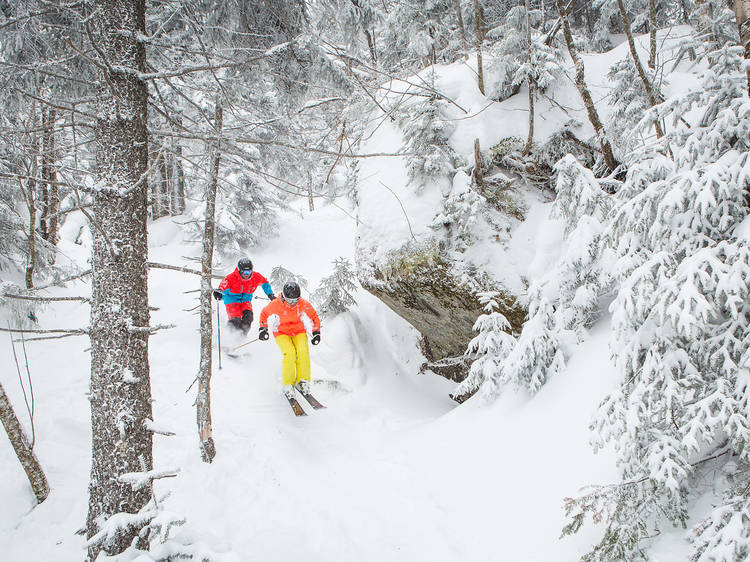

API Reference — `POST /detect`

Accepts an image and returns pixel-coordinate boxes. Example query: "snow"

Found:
[0,27,713,562]
[1,196,624,560]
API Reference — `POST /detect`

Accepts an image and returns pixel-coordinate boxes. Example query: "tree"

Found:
[312,257,358,316]
[453,291,516,400]
[736,0,750,92]
[0,379,49,504]
[196,101,222,464]
[556,0,619,172]
[563,42,750,561]
[86,1,154,558]
[615,0,665,138]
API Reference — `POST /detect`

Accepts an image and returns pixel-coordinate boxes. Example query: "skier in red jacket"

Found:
[213,258,275,334]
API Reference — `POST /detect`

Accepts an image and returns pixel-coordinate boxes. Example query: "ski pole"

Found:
[216,300,222,370]
[231,337,259,353]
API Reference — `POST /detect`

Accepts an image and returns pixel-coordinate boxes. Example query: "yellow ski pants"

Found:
[274,332,311,386]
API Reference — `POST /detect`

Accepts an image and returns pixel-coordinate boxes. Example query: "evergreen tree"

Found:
[500,287,566,395]
[312,257,358,316]
[453,291,517,399]
[270,265,309,293]
[563,43,750,561]
[398,86,457,192]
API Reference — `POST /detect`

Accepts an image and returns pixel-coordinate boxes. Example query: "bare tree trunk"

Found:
[648,0,657,69]
[616,0,665,138]
[308,171,315,211]
[474,138,484,190]
[45,109,59,247]
[86,0,153,559]
[173,115,186,215]
[364,28,377,64]
[455,0,468,58]
[0,380,49,504]
[39,107,50,242]
[524,0,535,155]
[473,0,485,94]
[25,103,39,289]
[556,0,618,171]
[736,0,750,94]
[197,101,222,464]
[158,150,169,218]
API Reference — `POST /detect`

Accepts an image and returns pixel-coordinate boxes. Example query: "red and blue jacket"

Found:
[217,269,273,318]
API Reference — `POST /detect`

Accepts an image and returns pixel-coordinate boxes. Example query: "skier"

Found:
[213,258,275,335]
[258,281,321,399]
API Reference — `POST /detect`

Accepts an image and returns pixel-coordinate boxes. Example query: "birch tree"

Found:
[197,101,222,464]
[556,0,619,171]
[615,0,665,138]
[736,0,750,92]
[0,380,49,504]
[86,0,153,558]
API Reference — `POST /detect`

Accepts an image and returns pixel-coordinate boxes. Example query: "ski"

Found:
[295,385,326,410]
[285,394,307,417]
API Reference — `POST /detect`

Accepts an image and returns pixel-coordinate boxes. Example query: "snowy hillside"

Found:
[2,200,626,561]
[1,6,748,561]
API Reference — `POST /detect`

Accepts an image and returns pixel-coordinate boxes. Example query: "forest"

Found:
[1,0,749,560]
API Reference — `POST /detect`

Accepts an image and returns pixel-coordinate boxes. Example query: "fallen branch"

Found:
[4,294,89,303]
[0,327,87,335]
[146,261,223,280]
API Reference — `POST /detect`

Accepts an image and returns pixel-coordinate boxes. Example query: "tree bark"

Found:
[39,107,49,243]
[86,0,153,559]
[474,138,484,190]
[197,101,222,464]
[736,0,750,94]
[524,0,535,155]
[473,0,485,94]
[45,108,59,247]
[25,103,39,289]
[0,380,49,504]
[158,150,169,218]
[616,0,665,138]
[172,115,186,215]
[364,28,377,64]
[648,0,657,69]
[556,0,618,171]
[455,0,468,58]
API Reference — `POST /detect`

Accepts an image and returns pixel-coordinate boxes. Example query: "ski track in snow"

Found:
[0,204,627,561]
[0,27,702,560]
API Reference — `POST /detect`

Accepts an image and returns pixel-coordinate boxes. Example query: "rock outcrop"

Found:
[358,240,527,383]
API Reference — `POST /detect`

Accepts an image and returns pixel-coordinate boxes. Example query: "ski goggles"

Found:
[239,269,253,277]
[283,295,299,305]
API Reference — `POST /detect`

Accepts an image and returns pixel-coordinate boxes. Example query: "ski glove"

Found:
[267,292,276,300]
[311,330,321,346]
[213,290,223,301]
[259,326,269,341]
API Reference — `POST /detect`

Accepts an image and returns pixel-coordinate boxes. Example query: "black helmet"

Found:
[282,281,301,304]
[237,258,253,272]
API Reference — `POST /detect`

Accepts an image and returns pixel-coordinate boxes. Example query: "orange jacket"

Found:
[259,297,321,337]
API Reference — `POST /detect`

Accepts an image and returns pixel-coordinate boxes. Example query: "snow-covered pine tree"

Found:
[214,174,281,255]
[431,170,482,251]
[486,3,564,109]
[551,154,612,233]
[312,257,358,316]
[499,286,566,395]
[398,84,457,192]
[453,291,517,399]
[270,265,309,293]
[563,41,750,560]
[380,0,461,69]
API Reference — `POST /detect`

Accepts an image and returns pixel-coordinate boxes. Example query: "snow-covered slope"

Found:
[1,27,708,561]
[0,198,628,561]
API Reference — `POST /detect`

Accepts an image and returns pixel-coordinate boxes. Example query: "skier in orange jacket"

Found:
[259,281,321,399]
